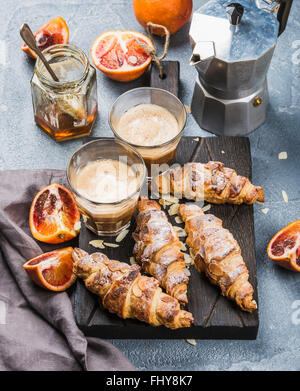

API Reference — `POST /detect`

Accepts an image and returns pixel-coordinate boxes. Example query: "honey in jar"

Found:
[31,44,98,141]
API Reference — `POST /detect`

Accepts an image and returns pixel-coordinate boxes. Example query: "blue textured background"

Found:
[0,0,299,370]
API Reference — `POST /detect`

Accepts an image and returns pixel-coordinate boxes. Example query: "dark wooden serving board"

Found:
[73,136,259,339]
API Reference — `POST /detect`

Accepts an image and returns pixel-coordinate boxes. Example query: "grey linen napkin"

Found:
[0,169,134,371]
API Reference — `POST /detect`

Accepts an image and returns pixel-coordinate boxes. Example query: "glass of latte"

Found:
[67,139,146,236]
[109,87,187,177]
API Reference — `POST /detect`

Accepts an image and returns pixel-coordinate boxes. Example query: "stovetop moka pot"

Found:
[189,0,293,136]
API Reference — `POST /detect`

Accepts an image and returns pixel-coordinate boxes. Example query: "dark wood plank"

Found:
[73,136,259,339]
[149,61,180,97]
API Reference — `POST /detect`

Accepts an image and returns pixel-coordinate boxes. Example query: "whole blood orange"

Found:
[91,31,153,82]
[21,16,69,59]
[23,247,76,291]
[29,183,80,244]
[267,220,300,272]
[133,0,193,36]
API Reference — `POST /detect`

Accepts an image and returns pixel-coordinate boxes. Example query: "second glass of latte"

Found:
[109,87,187,177]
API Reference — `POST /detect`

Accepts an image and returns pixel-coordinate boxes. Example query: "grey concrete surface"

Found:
[1,0,300,371]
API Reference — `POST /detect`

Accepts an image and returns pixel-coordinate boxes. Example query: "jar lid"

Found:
[189,0,279,62]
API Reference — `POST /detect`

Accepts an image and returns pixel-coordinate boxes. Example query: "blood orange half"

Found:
[91,30,153,82]
[29,183,80,244]
[267,220,300,272]
[21,16,69,59]
[23,247,76,291]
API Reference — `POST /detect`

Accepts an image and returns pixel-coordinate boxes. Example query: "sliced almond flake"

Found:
[193,137,199,142]
[184,253,192,264]
[159,199,167,209]
[132,284,142,298]
[282,190,288,203]
[175,216,183,224]
[221,150,225,154]
[173,226,187,237]
[184,105,191,114]
[74,221,81,231]
[89,240,105,249]
[82,215,88,223]
[278,151,287,160]
[161,195,179,204]
[103,242,120,248]
[130,257,137,265]
[169,203,179,216]
[202,204,211,212]
[261,208,269,214]
[184,268,191,277]
[186,339,197,346]
[189,249,195,265]
[116,229,129,242]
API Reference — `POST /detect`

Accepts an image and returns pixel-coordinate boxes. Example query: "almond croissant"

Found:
[152,161,264,205]
[133,198,189,305]
[72,248,193,329]
[178,204,257,312]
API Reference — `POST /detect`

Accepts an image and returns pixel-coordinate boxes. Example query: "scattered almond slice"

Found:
[278,151,287,160]
[189,249,195,265]
[193,137,199,142]
[169,203,179,216]
[202,204,211,212]
[103,242,120,248]
[161,195,179,204]
[82,215,88,223]
[159,199,167,208]
[116,229,129,242]
[282,190,288,203]
[261,208,269,214]
[186,339,197,346]
[184,253,192,264]
[173,226,187,237]
[89,239,105,249]
[184,267,191,277]
[175,216,183,224]
[184,105,191,114]
[130,257,137,265]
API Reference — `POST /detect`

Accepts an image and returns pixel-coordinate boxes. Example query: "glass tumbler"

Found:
[67,138,146,236]
[31,44,98,141]
[109,87,187,176]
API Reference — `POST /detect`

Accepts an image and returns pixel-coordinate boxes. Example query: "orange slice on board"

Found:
[23,247,76,291]
[267,220,300,272]
[21,16,69,59]
[29,183,80,244]
[91,30,153,82]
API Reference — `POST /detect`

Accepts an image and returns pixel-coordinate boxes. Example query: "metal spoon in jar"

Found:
[20,23,59,82]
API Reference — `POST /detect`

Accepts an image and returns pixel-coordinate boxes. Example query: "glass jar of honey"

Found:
[31,44,98,141]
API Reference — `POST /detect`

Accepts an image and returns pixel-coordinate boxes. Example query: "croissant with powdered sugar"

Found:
[178,204,257,312]
[72,248,193,329]
[152,161,264,205]
[133,198,189,305]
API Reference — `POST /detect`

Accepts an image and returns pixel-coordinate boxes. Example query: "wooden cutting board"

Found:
[73,136,259,339]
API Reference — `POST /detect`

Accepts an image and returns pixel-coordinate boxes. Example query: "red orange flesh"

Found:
[29,183,80,244]
[91,30,153,82]
[267,220,300,272]
[23,247,76,291]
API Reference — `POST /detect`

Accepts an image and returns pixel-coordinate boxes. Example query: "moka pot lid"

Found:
[189,0,279,63]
